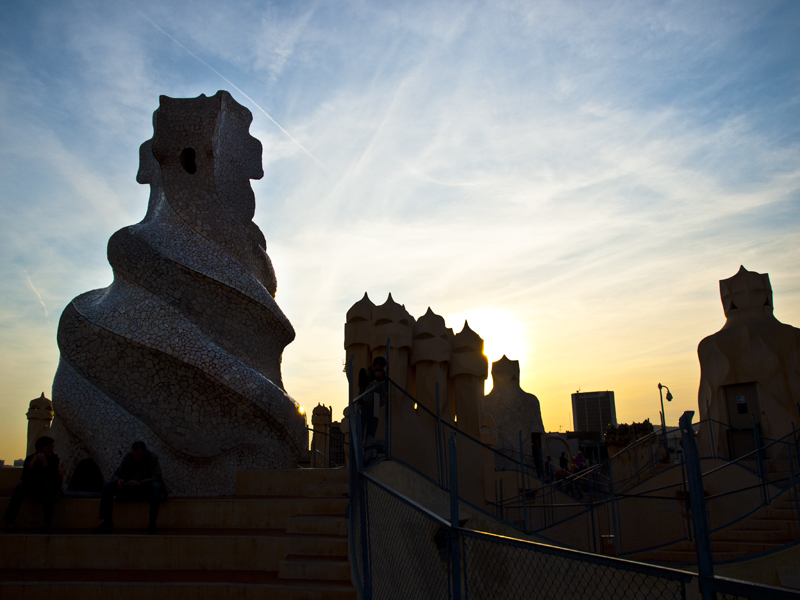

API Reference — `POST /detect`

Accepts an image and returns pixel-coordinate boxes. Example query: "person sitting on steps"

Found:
[92,441,167,535]
[3,436,62,529]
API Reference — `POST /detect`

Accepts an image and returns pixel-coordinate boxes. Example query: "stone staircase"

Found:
[0,467,354,599]
[629,488,799,565]
[614,458,677,495]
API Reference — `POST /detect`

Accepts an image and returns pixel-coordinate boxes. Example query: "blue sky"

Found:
[1,0,799,462]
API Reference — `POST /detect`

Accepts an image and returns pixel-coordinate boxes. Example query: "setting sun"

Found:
[446,309,528,393]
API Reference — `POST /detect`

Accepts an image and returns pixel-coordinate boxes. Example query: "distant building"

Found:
[13,459,24,467]
[572,391,617,434]
[329,422,345,467]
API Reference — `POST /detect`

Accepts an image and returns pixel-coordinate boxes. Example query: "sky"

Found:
[1,0,799,463]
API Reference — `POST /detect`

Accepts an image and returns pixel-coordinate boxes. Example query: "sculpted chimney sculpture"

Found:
[410,308,453,417]
[311,404,332,468]
[26,393,54,457]
[344,293,376,400]
[370,294,414,390]
[51,91,305,495]
[483,356,544,454]
[343,295,514,505]
[449,322,488,440]
[697,266,800,460]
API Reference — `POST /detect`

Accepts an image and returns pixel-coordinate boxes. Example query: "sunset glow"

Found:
[1,2,798,464]
[446,309,529,394]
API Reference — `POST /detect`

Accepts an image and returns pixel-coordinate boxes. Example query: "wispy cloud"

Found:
[134,7,328,172]
[0,0,798,462]
[25,272,49,323]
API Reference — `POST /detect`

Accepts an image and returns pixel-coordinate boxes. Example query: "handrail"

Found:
[350,369,800,565]
[306,424,348,468]
[699,430,798,478]
[348,396,799,600]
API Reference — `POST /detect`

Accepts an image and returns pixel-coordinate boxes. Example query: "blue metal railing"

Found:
[347,386,800,599]
[346,350,800,561]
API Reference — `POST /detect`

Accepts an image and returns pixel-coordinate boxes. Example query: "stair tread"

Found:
[0,528,347,538]
[281,555,350,565]
[1,495,349,503]
[0,568,354,587]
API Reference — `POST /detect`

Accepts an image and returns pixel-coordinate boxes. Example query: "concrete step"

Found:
[278,555,351,581]
[710,540,788,554]
[642,548,744,564]
[636,538,794,565]
[0,530,347,571]
[286,515,348,536]
[729,518,795,534]
[0,468,21,495]
[304,482,350,498]
[0,569,356,600]
[0,495,348,529]
[712,527,792,542]
[2,468,356,599]
[1,468,352,499]
[236,469,349,497]
[764,505,797,520]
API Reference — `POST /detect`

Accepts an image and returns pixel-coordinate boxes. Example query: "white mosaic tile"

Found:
[51,92,304,496]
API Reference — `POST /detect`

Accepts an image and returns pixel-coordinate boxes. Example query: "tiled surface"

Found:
[51,91,305,496]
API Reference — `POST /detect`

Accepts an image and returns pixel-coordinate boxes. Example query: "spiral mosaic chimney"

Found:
[51,91,305,496]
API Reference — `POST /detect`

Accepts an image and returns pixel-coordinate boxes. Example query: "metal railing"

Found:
[347,363,800,564]
[306,425,347,468]
[347,384,800,599]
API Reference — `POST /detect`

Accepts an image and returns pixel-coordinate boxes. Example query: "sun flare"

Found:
[445,309,528,393]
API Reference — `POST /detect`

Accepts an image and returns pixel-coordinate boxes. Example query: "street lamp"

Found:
[658,383,673,457]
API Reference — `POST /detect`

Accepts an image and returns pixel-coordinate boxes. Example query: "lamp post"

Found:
[658,383,673,458]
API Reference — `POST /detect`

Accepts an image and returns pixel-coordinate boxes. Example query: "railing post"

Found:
[588,475,597,553]
[347,356,364,597]
[706,399,715,459]
[519,431,529,534]
[680,453,692,542]
[500,479,504,521]
[385,338,391,461]
[347,355,355,473]
[607,459,620,558]
[789,446,800,541]
[679,411,715,600]
[311,428,317,469]
[495,480,499,520]
[352,400,373,598]
[650,430,656,475]
[448,432,462,600]
[353,405,365,475]
[794,420,800,471]
[752,415,767,505]
[436,383,446,489]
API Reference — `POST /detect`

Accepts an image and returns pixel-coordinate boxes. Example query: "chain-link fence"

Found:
[704,576,800,600]
[351,472,692,600]
[308,424,346,468]
[348,382,800,599]
[360,377,800,566]
[460,527,691,600]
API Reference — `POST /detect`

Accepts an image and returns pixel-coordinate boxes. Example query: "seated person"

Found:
[357,356,388,463]
[574,451,587,471]
[92,441,167,534]
[3,436,61,529]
